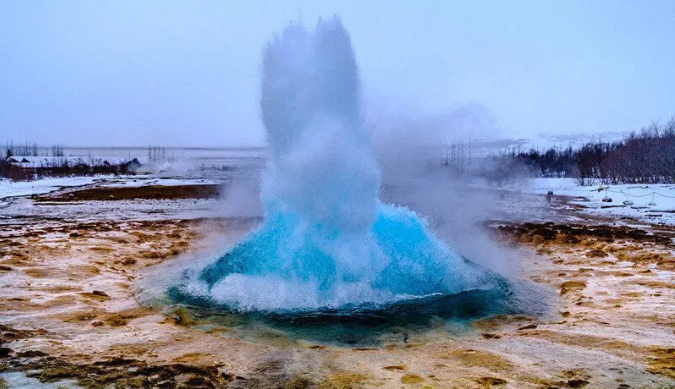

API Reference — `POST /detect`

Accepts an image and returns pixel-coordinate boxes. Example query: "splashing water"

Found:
[170,18,510,313]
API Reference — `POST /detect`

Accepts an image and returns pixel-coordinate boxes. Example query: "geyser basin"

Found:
[151,17,546,343]
[165,275,530,345]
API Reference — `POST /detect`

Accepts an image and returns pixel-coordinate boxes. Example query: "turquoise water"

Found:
[193,203,495,311]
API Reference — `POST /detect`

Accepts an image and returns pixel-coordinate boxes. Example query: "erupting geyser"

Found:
[171,18,511,314]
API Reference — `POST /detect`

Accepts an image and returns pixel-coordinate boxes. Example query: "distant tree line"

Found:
[1,143,135,181]
[0,159,134,181]
[442,141,473,177]
[3,142,64,158]
[492,117,675,185]
[148,145,167,162]
[4,141,39,158]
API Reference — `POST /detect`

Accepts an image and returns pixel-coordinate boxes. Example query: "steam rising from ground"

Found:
[171,18,506,312]
[371,112,515,275]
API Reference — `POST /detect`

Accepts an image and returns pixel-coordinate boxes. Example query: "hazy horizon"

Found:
[2,1,674,147]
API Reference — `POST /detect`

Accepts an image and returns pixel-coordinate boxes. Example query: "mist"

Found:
[371,106,518,275]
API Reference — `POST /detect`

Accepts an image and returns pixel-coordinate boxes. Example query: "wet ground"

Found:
[0,181,674,388]
[37,184,222,201]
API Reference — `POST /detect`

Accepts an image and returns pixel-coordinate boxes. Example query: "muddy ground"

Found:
[37,184,222,201]
[0,186,674,388]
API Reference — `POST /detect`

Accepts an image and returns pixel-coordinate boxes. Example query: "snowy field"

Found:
[0,176,106,200]
[94,176,221,188]
[518,178,675,226]
[0,175,221,200]
[0,175,226,219]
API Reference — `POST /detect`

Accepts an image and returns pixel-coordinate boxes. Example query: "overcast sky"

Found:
[1,1,674,147]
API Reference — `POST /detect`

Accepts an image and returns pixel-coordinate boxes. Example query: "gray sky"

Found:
[1,1,674,147]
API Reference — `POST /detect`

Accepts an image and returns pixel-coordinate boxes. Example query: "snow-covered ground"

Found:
[0,175,227,215]
[0,176,107,200]
[0,176,222,200]
[518,178,675,226]
[0,197,221,224]
[0,174,238,224]
[94,175,222,188]
[3,175,674,226]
